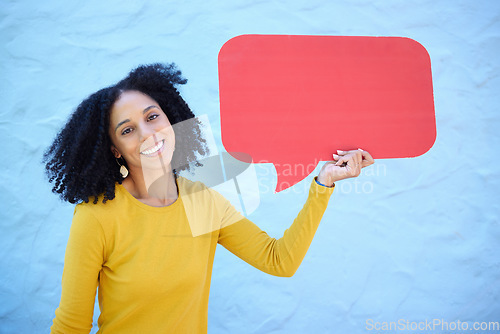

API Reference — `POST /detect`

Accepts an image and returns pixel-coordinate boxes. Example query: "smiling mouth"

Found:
[140,140,165,156]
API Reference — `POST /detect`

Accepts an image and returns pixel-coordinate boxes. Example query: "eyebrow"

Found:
[114,105,160,132]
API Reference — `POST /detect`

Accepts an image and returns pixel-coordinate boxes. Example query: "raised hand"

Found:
[317,149,375,186]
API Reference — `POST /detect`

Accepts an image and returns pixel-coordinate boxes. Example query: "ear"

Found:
[111,146,121,159]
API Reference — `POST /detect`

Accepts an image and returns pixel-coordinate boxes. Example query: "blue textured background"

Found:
[1,0,499,333]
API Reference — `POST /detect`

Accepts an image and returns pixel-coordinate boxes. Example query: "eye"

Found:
[121,127,133,136]
[147,114,159,121]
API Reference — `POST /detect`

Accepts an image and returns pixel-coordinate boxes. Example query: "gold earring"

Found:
[115,158,128,178]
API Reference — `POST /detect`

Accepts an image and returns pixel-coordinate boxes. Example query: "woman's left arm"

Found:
[218,149,374,277]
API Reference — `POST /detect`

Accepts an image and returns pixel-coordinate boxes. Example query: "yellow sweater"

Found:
[51,177,334,333]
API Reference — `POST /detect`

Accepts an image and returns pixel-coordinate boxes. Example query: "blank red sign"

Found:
[218,35,436,192]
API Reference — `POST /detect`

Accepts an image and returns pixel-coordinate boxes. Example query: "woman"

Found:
[45,63,374,333]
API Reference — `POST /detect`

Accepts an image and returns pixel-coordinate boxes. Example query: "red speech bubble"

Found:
[218,35,436,192]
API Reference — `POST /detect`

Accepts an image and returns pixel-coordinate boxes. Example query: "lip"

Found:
[140,139,165,156]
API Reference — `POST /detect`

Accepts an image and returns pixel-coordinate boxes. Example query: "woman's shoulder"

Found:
[74,184,124,218]
[177,176,209,193]
[70,185,129,241]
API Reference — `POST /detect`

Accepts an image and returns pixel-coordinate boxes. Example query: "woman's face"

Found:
[109,90,175,173]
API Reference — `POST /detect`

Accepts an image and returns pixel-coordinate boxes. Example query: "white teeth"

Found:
[141,140,164,155]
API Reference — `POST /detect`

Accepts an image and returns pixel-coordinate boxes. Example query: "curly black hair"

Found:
[43,63,208,204]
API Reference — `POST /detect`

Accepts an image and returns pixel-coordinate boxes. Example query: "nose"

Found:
[138,122,157,142]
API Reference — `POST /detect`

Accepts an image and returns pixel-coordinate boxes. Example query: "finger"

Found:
[350,153,363,175]
[358,148,375,167]
[353,151,362,165]
[332,154,346,167]
[337,154,360,176]
[336,149,350,156]
[342,151,361,166]
[335,155,350,166]
[337,153,353,164]
[340,150,363,164]
[349,156,362,176]
[345,159,361,177]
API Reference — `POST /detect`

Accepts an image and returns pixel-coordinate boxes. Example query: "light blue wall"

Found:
[1,0,499,333]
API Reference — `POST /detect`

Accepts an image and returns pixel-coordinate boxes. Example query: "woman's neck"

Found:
[123,166,178,207]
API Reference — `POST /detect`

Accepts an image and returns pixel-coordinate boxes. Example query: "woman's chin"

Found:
[139,153,174,172]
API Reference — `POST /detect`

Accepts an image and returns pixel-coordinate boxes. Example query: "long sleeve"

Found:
[217,179,334,277]
[51,205,106,334]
